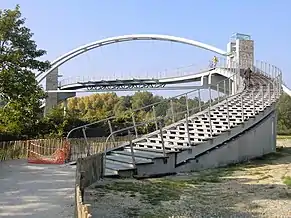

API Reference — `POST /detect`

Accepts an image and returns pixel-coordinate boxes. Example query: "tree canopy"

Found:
[0,5,50,137]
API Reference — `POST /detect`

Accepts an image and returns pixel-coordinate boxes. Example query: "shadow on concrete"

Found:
[0,159,75,218]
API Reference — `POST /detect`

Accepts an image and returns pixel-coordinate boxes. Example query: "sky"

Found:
[1,0,291,97]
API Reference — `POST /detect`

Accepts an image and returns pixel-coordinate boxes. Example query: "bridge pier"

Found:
[44,68,58,115]
[44,67,76,116]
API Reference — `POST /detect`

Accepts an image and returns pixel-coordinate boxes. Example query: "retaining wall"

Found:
[75,153,103,218]
[179,109,277,172]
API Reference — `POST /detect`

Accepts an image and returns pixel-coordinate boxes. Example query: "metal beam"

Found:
[46,85,207,93]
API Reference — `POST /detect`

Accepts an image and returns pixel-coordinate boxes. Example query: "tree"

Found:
[0,5,50,137]
[277,93,291,135]
[131,92,156,112]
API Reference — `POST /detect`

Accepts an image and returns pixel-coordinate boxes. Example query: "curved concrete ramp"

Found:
[0,160,75,218]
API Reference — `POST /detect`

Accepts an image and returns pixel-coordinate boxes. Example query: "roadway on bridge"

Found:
[0,160,75,218]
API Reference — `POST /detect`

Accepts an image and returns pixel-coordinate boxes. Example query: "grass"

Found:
[95,173,225,206]
[282,176,291,188]
[96,146,291,207]
[90,144,291,217]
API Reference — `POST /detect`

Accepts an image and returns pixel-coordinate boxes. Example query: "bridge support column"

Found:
[44,68,58,115]
[227,33,254,93]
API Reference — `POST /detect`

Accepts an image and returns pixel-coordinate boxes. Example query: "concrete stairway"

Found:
[103,70,280,178]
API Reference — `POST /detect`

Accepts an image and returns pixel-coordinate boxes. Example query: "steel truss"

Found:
[84,83,166,91]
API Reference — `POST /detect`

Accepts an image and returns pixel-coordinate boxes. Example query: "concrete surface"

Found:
[0,159,75,218]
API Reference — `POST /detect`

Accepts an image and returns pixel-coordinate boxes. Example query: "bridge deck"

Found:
[0,160,75,218]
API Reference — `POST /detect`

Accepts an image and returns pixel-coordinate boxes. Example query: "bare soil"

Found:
[85,140,291,218]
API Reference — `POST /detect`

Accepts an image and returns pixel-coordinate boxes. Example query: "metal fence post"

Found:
[185,94,189,117]
[226,97,230,129]
[252,90,255,116]
[209,86,212,107]
[170,99,175,123]
[268,83,271,103]
[217,83,220,101]
[223,80,226,97]
[229,77,232,96]
[152,106,158,131]
[107,120,115,144]
[158,120,166,157]
[241,96,244,122]
[198,89,202,111]
[261,85,264,111]
[208,105,213,138]
[185,113,191,146]
[131,113,138,138]
[82,128,90,156]
[128,130,136,168]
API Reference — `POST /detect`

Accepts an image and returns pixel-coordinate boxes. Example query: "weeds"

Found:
[282,176,291,188]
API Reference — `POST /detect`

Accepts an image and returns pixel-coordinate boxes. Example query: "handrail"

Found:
[67,59,283,168]
[102,62,281,150]
[103,77,244,145]
[66,58,239,140]
[102,62,282,157]
[101,78,245,173]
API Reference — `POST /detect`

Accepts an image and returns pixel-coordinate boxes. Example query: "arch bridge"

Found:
[30,33,290,179]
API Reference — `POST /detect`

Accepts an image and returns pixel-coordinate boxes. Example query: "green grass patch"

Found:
[95,174,225,206]
[282,176,291,188]
[95,180,186,205]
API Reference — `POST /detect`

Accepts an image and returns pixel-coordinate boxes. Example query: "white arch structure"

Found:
[36,34,231,83]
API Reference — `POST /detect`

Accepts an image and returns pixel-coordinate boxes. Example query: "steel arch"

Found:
[37,34,229,83]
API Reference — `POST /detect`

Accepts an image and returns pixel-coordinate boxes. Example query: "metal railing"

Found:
[66,59,283,166]
[66,57,236,139]
[59,62,211,88]
[100,60,282,173]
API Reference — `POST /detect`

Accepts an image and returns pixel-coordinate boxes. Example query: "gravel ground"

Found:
[0,160,75,218]
[85,141,291,218]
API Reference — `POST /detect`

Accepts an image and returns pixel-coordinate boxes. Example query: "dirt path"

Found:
[85,140,291,218]
[0,160,75,218]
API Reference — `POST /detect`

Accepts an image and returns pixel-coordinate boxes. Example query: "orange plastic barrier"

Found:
[27,140,71,164]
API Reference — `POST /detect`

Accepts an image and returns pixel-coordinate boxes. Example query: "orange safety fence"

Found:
[27,140,71,164]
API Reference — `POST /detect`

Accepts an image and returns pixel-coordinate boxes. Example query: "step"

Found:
[159,132,216,140]
[107,152,154,165]
[115,148,167,159]
[105,159,135,171]
[199,113,255,118]
[104,168,118,176]
[130,145,181,153]
[144,138,194,146]
[190,119,243,126]
[134,141,188,151]
[180,123,238,131]
[165,128,225,136]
